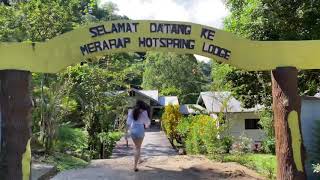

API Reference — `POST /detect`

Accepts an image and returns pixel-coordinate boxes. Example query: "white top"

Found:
[126,110,151,128]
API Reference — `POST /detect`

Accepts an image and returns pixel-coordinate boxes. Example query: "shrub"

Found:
[221,136,234,154]
[231,134,252,154]
[56,125,88,158]
[162,105,182,144]
[262,157,276,179]
[185,115,220,155]
[258,109,274,139]
[98,131,123,158]
[176,116,193,140]
[261,137,275,154]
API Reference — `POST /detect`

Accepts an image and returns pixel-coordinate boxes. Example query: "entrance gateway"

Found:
[1,20,320,179]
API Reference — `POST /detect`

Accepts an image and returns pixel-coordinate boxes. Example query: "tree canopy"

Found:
[142,52,205,104]
[223,0,320,108]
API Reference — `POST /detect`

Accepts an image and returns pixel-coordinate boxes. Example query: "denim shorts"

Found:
[130,124,145,140]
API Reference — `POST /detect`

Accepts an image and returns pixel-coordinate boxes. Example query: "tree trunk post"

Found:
[0,70,33,180]
[271,67,306,179]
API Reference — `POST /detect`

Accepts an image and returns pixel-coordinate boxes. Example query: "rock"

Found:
[178,148,186,155]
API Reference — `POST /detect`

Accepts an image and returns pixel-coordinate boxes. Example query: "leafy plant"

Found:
[142,52,204,104]
[258,108,274,139]
[261,137,275,154]
[221,136,234,154]
[36,75,75,153]
[65,63,129,159]
[231,134,252,154]
[185,115,220,155]
[98,131,123,158]
[262,157,276,179]
[56,125,89,159]
[258,108,275,154]
[162,105,182,145]
[176,116,193,140]
[224,0,320,109]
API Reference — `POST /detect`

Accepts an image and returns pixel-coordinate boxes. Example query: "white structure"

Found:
[196,92,265,143]
[179,104,206,115]
[301,96,320,179]
[127,88,179,119]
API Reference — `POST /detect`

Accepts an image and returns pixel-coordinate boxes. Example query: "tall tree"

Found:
[224,0,320,108]
[223,1,320,178]
[142,52,204,104]
[0,1,33,180]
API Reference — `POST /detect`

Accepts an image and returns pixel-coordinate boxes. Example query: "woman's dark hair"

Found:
[133,100,149,121]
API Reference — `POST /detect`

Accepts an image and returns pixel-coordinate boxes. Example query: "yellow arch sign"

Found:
[1,20,320,73]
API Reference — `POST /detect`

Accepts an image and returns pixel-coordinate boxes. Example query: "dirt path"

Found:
[52,125,264,180]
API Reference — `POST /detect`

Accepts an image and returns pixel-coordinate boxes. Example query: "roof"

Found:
[137,90,159,102]
[302,93,320,101]
[197,91,263,113]
[180,104,207,115]
[158,96,179,106]
[130,88,179,106]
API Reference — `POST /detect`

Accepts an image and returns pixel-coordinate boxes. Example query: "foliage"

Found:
[142,52,205,104]
[177,114,233,155]
[43,152,88,171]
[1,0,140,165]
[221,153,276,179]
[176,116,193,140]
[258,109,274,138]
[258,108,275,154]
[230,134,252,154]
[221,136,234,154]
[185,115,221,155]
[97,131,123,158]
[1,0,138,159]
[226,70,272,108]
[261,137,275,155]
[198,61,212,91]
[224,0,320,108]
[56,125,89,159]
[211,61,234,91]
[313,163,320,174]
[0,5,25,41]
[0,0,85,42]
[162,105,182,145]
[65,63,129,159]
[32,74,75,153]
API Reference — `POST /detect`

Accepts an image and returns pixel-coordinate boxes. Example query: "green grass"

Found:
[220,153,276,179]
[43,152,89,171]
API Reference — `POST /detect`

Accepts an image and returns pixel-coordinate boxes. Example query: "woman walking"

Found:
[126,100,151,171]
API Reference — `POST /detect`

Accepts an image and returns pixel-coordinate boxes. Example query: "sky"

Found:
[99,0,230,62]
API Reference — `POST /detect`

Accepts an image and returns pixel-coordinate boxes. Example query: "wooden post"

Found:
[0,70,33,180]
[271,67,306,179]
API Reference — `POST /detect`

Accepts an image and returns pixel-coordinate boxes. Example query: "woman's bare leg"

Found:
[132,138,143,170]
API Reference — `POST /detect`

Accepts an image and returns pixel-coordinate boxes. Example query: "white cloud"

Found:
[100,0,229,28]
